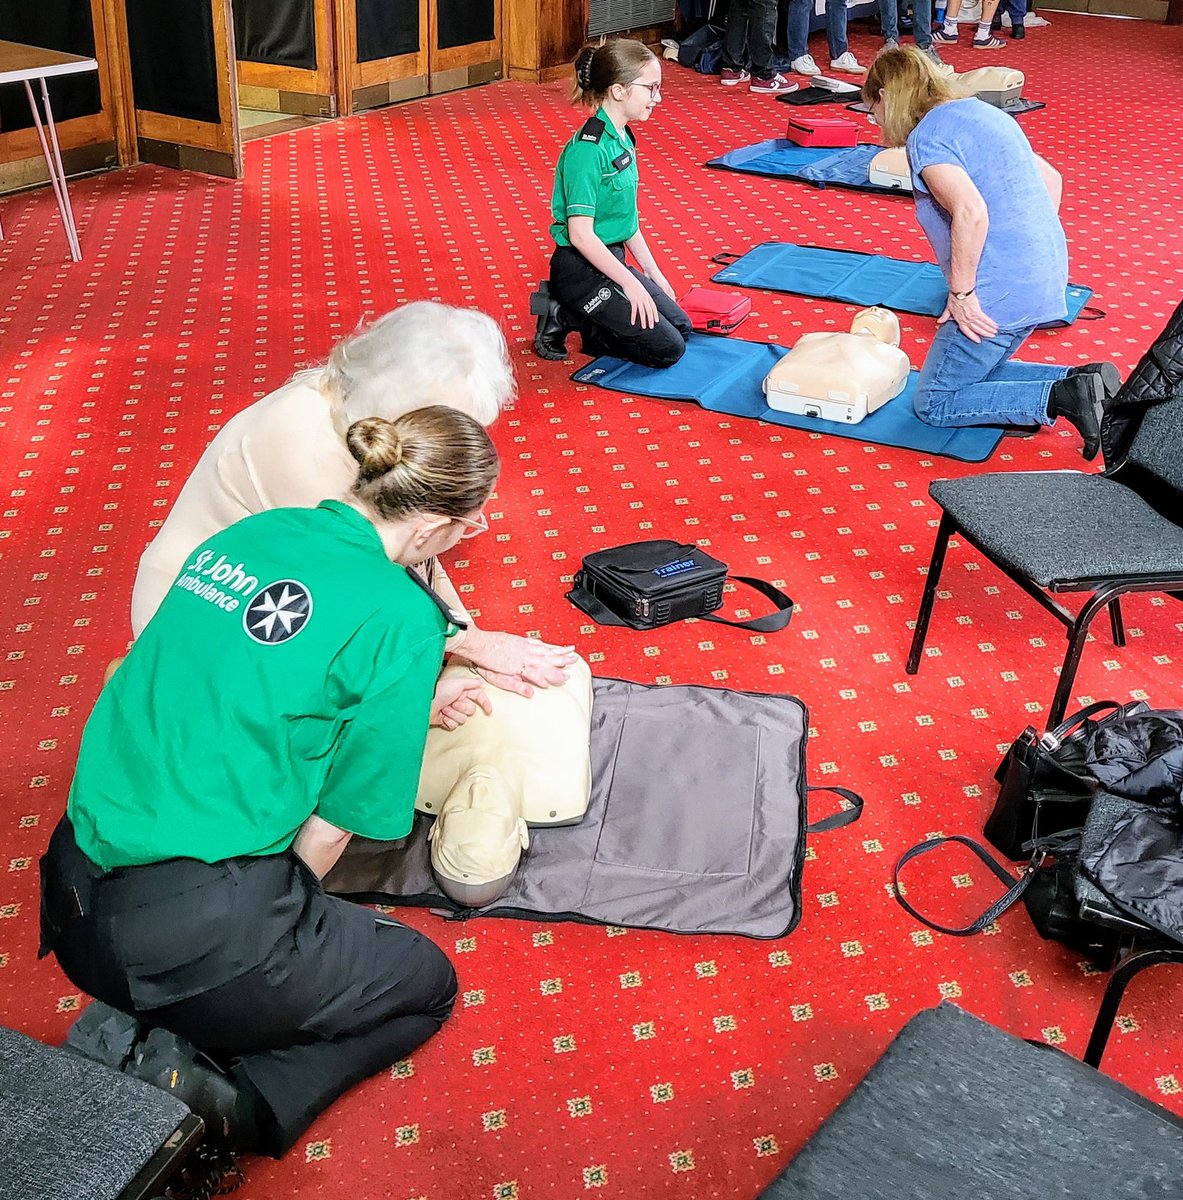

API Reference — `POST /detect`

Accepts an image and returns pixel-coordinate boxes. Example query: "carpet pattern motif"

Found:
[1,14,1182,1199]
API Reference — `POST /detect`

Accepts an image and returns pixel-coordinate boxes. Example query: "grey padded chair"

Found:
[906,384,1183,725]
[758,1003,1183,1199]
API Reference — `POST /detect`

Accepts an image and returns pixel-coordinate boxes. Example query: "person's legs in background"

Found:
[722,0,755,83]
[826,0,865,70]
[747,0,790,89]
[786,0,822,75]
[879,0,902,48]
[910,0,936,49]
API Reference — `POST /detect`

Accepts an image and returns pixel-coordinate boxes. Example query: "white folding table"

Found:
[0,40,101,262]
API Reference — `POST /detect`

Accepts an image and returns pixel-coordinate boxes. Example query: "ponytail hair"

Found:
[346,407,499,523]
[571,38,656,108]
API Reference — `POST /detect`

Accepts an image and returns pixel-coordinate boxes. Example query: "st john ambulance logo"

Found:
[243,579,313,644]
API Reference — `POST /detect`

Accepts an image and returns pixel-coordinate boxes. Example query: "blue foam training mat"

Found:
[707,140,908,197]
[570,335,1011,463]
[711,242,1094,328]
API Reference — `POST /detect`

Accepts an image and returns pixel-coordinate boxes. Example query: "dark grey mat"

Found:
[327,678,857,938]
[0,1023,190,1200]
[760,1003,1183,1199]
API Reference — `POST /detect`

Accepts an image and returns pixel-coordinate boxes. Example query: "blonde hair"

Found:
[319,301,515,436]
[346,407,499,523]
[572,39,656,107]
[862,47,969,147]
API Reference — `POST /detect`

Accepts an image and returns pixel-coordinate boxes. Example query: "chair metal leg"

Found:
[1048,589,1119,726]
[906,513,956,675]
[1084,946,1183,1068]
[1108,598,1126,648]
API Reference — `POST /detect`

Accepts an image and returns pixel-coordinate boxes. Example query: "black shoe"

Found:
[64,1001,144,1072]
[1011,24,1026,38]
[126,1028,261,1152]
[1067,360,1121,401]
[529,285,571,361]
[1048,372,1105,460]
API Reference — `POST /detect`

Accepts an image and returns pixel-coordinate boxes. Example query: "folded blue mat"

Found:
[571,335,1013,463]
[707,140,908,197]
[711,242,1095,329]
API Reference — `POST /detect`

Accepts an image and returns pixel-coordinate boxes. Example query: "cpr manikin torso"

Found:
[954,67,1024,108]
[763,307,910,424]
[418,656,594,906]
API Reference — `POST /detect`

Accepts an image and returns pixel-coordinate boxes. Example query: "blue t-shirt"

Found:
[907,98,1068,330]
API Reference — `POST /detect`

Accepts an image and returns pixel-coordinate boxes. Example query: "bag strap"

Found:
[565,584,631,627]
[892,835,1047,937]
[806,786,863,833]
[701,575,794,632]
[1044,699,1127,748]
[711,251,740,265]
[1077,305,1107,322]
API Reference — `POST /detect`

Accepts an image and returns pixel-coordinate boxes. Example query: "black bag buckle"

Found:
[1023,848,1049,875]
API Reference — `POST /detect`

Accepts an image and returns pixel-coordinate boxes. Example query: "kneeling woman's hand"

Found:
[454,629,577,697]
[431,673,494,731]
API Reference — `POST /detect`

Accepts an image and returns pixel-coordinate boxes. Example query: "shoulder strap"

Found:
[806,786,863,833]
[892,835,1046,937]
[578,115,605,143]
[701,575,794,632]
[565,583,630,627]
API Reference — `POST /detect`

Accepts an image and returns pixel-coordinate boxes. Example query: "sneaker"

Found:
[1000,10,1012,23]
[830,51,865,73]
[972,34,1006,48]
[720,67,751,86]
[932,28,959,44]
[790,54,821,76]
[750,73,799,94]
[882,37,900,50]
[1025,12,1051,26]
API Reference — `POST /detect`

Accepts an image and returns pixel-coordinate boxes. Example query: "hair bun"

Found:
[346,417,404,481]
[574,47,595,91]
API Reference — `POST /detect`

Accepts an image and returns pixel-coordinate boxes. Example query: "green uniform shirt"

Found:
[550,107,639,249]
[69,500,454,871]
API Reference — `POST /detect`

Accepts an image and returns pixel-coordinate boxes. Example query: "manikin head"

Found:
[850,307,901,347]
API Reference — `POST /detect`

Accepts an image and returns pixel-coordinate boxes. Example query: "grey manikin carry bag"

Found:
[325,677,863,938]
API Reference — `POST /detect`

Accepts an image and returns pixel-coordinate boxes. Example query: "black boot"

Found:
[1010,23,1026,38]
[64,1001,144,1072]
[530,284,572,361]
[1067,361,1120,401]
[126,1028,263,1152]
[1048,372,1105,460]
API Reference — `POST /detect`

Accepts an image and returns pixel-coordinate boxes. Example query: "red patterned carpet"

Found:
[2,13,1183,1198]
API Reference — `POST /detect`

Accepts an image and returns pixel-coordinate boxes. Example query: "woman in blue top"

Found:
[532,39,692,368]
[862,49,1118,458]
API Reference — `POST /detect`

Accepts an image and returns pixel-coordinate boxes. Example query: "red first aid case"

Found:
[785,115,861,148]
[677,286,751,335]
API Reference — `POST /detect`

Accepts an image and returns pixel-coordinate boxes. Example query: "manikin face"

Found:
[612,60,662,123]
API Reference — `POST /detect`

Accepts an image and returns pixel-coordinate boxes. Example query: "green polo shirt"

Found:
[550,107,639,249]
[69,501,452,871]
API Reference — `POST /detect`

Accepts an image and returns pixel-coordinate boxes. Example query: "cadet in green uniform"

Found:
[532,39,692,367]
[40,407,499,1158]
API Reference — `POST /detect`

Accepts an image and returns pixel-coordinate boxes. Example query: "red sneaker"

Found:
[750,73,799,94]
[720,67,751,86]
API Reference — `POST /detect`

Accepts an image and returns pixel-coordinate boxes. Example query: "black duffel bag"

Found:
[566,539,793,633]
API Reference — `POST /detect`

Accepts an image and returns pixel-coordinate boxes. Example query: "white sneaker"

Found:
[1025,12,1051,25]
[1000,10,1012,24]
[790,54,821,76]
[830,51,865,74]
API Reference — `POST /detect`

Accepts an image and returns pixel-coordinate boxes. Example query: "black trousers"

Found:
[40,817,456,1156]
[548,243,693,369]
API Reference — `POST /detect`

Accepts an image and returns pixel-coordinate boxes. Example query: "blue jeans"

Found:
[880,0,934,47]
[913,320,1068,427]
[786,0,849,60]
[996,0,1028,24]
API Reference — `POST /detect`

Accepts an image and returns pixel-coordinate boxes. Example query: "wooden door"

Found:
[113,0,241,177]
[233,0,337,118]
[334,0,430,115]
[430,0,502,94]
[0,0,123,190]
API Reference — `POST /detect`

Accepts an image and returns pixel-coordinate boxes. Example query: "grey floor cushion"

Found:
[760,1003,1183,1199]
[327,677,861,938]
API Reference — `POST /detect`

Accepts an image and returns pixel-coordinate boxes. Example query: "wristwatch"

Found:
[951,286,976,301]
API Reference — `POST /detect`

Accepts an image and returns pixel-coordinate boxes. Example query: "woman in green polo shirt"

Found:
[533,38,692,367]
[40,407,500,1160]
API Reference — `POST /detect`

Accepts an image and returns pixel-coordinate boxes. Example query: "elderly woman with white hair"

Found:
[130,301,575,695]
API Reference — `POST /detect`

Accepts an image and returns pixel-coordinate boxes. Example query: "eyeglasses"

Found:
[450,510,489,540]
[628,80,662,98]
